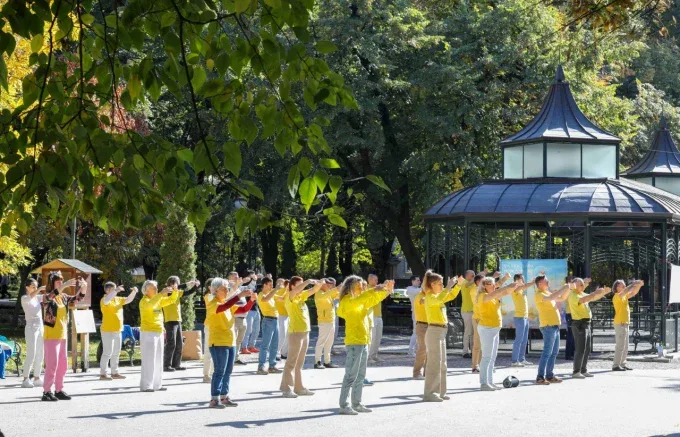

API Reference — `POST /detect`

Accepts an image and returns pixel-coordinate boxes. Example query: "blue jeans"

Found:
[511,317,529,362]
[258,318,279,368]
[0,347,7,379]
[339,345,368,408]
[243,310,261,349]
[537,326,560,379]
[210,346,236,398]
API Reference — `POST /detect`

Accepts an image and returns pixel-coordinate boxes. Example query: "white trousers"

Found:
[203,325,213,377]
[462,311,474,354]
[315,322,335,363]
[369,317,383,359]
[100,331,122,376]
[277,316,289,356]
[140,331,164,391]
[408,315,417,356]
[23,321,44,379]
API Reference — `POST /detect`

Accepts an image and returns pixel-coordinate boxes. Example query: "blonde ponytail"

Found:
[422,270,443,293]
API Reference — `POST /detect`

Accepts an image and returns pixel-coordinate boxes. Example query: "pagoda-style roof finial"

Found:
[555,65,565,83]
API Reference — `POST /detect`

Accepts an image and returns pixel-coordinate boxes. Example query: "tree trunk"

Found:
[339,221,354,277]
[260,226,280,279]
[389,182,425,277]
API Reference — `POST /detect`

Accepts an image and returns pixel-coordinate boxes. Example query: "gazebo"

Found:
[623,116,680,196]
[424,66,680,348]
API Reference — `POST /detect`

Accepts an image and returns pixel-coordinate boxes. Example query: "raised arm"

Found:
[262,286,279,301]
[289,279,316,300]
[579,286,612,304]
[181,280,201,297]
[495,273,511,288]
[546,284,571,302]
[124,287,139,304]
[305,281,324,298]
[484,282,518,302]
[623,280,644,298]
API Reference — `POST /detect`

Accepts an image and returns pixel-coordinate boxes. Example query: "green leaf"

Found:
[366,175,390,192]
[316,40,337,54]
[31,34,43,53]
[314,88,330,103]
[133,154,145,170]
[298,157,312,177]
[329,175,342,194]
[319,158,340,169]
[247,184,264,200]
[0,57,7,91]
[287,165,299,198]
[235,0,250,13]
[177,149,193,161]
[191,66,206,91]
[215,52,230,75]
[313,170,329,191]
[128,75,141,99]
[81,13,95,26]
[299,177,317,212]
[223,141,242,177]
[327,213,347,228]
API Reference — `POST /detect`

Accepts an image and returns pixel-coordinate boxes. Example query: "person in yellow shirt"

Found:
[612,279,643,371]
[205,277,252,408]
[476,276,518,391]
[460,270,476,359]
[139,280,178,392]
[202,278,215,383]
[41,273,87,402]
[511,274,535,367]
[257,278,284,375]
[533,275,570,385]
[412,283,428,380]
[100,282,138,381]
[275,279,290,360]
[470,273,485,373]
[423,272,463,402]
[162,276,200,372]
[314,278,340,369]
[337,276,394,415]
[280,277,323,398]
[567,278,611,379]
[367,274,386,364]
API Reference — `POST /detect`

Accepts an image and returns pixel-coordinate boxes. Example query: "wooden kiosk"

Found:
[32,259,102,373]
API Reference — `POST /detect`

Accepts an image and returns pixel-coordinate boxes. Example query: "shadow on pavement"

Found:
[206,412,336,428]
[69,406,207,420]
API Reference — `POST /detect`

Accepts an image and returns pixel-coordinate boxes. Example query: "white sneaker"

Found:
[353,404,373,413]
[480,384,496,391]
[34,378,43,386]
[572,372,586,379]
[582,371,594,378]
[423,395,444,402]
[339,407,358,415]
[511,362,524,367]
[281,391,298,398]
[373,357,385,363]
[521,360,533,366]
[21,379,34,388]
[295,388,315,396]
[413,375,425,381]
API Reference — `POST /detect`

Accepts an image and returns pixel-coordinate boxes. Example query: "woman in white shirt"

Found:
[20,279,45,388]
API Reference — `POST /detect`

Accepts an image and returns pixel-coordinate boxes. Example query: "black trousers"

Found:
[164,321,183,369]
[0,283,8,298]
[571,319,591,374]
[565,314,575,359]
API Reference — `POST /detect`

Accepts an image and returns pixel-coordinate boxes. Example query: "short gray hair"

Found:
[142,280,158,295]
[211,277,229,291]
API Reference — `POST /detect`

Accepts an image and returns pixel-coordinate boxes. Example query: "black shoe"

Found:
[565,356,574,360]
[235,359,247,366]
[164,367,176,372]
[175,366,187,371]
[622,365,633,371]
[42,392,58,402]
[281,355,287,359]
[314,362,326,369]
[462,353,472,359]
[324,362,339,369]
[54,391,71,400]
[276,357,282,362]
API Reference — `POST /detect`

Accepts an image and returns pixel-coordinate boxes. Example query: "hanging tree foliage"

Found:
[0,0,390,239]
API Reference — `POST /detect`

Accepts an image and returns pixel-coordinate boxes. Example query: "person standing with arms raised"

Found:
[314,278,340,369]
[423,272,463,402]
[100,282,138,380]
[139,280,178,392]
[256,278,283,375]
[367,274,385,364]
[280,277,323,398]
[337,277,394,415]
[511,274,535,367]
[533,276,570,385]
[405,275,422,358]
[460,271,476,359]
[21,279,46,388]
[568,278,611,379]
[612,279,644,371]
[275,278,290,360]
[162,276,200,372]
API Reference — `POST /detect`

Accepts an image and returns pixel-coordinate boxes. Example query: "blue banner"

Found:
[498,259,568,328]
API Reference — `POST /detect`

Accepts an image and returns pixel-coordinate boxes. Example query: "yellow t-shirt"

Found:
[471,286,481,320]
[414,291,428,323]
[274,288,288,316]
[613,293,630,324]
[568,292,592,320]
[203,294,214,326]
[534,290,561,327]
[461,283,475,312]
[206,298,238,347]
[314,288,339,323]
[285,291,311,333]
[140,291,179,332]
[477,293,502,328]
[512,289,528,318]
[373,299,383,318]
[259,292,278,318]
[162,290,185,322]
[338,290,389,345]
[44,297,68,340]
[100,296,127,333]
[425,285,461,325]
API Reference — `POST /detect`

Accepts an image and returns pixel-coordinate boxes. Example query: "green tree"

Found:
[156,209,197,331]
[280,227,297,277]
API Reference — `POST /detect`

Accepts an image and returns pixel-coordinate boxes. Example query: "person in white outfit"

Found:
[275,278,290,359]
[405,275,422,358]
[139,280,178,392]
[100,282,138,380]
[20,279,45,388]
[367,274,384,363]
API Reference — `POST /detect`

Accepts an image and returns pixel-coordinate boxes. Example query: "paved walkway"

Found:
[2,347,679,437]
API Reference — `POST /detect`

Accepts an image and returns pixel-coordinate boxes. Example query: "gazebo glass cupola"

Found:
[501,66,621,180]
[623,116,680,195]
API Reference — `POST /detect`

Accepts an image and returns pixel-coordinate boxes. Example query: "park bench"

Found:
[95,325,139,366]
[0,335,22,376]
[631,312,661,353]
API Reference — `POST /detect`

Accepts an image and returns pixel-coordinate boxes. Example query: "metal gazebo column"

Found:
[426,222,432,270]
[661,221,668,345]
[464,220,470,270]
[523,221,530,259]
[584,221,592,278]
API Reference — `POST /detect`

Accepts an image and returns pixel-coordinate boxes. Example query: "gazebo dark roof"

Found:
[500,66,621,146]
[425,177,680,219]
[623,116,680,177]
